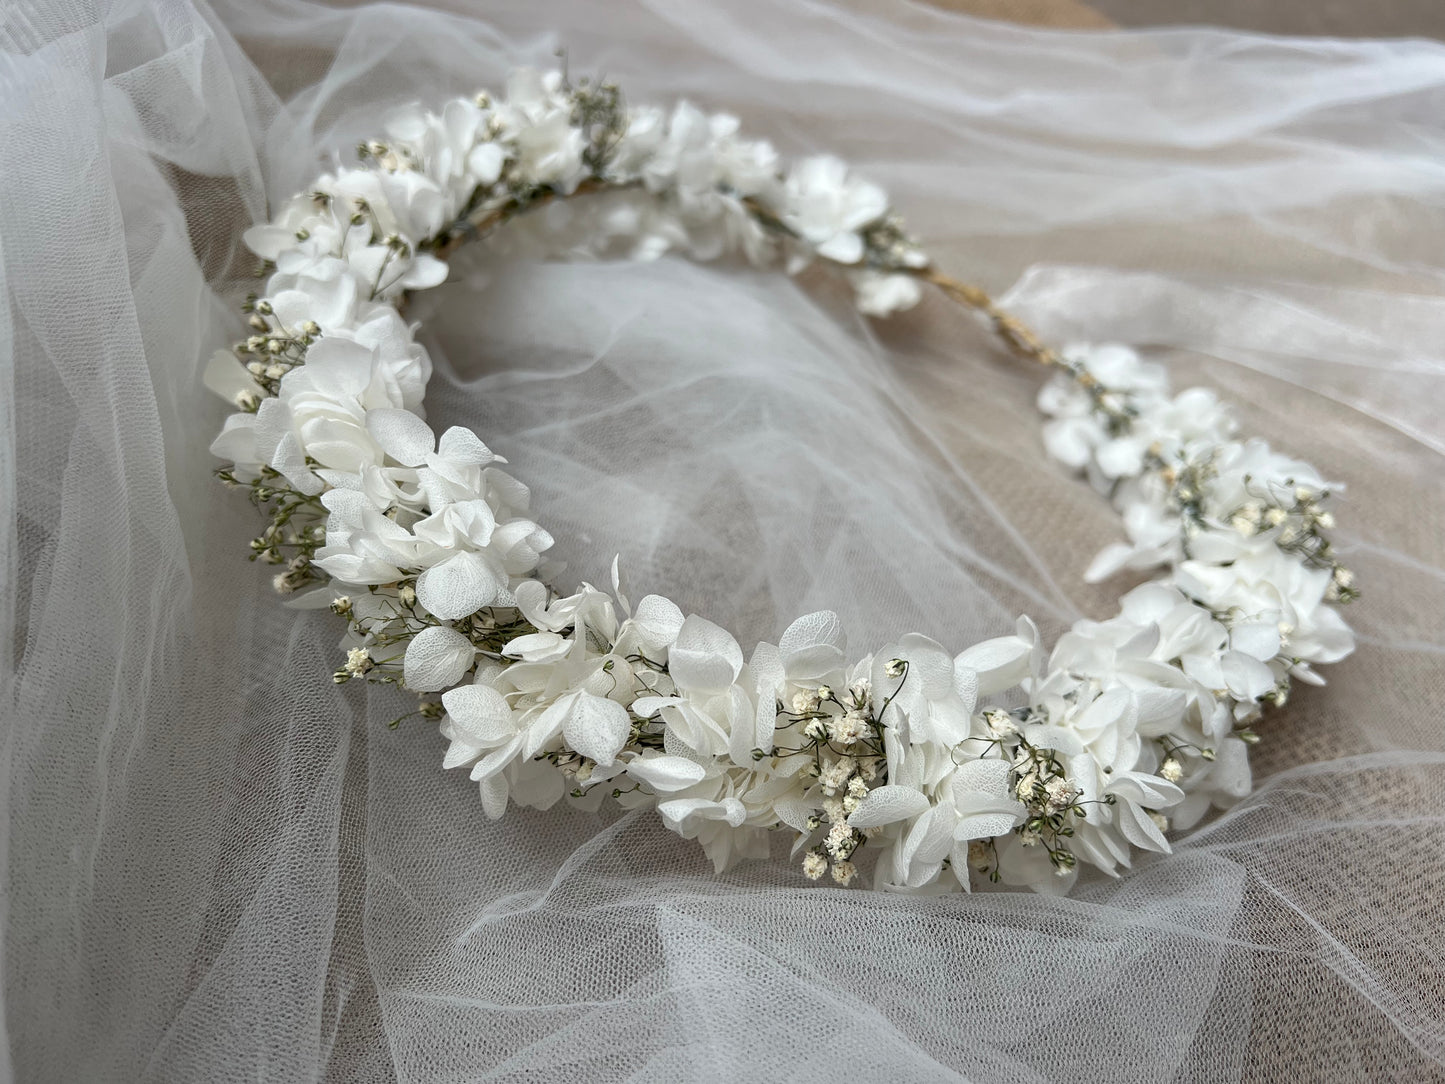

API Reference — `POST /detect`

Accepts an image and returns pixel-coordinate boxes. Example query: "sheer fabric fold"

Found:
[3,0,1443,1078]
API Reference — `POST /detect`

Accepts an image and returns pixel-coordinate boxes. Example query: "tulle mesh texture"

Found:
[3,0,1444,1080]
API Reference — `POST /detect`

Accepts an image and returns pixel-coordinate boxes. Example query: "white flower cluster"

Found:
[1039,344,1356,691]
[208,71,1356,894]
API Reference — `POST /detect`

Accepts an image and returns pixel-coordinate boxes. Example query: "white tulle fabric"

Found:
[4,0,1444,1080]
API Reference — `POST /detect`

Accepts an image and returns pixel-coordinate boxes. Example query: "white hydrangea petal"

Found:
[1021,723,1087,757]
[1221,650,1275,700]
[209,413,261,463]
[397,254,449,290]
[416,551,506,620]
[610,555,631,616]
[1110,774,1184,809]
[955,633,1033,695]
[1116,800,1171,853]
[1095,438,1146,479]
[949,757,1011,796]
[1211,738,1254,799]
[953,812,1021,843]
[716,798,748,829]
[403,625,475,691]
[655,798,708,832]
[511,578,546,616]
[1077,685,1135,739]
[470,739,524,781]
[1084,542,1137,584]
[203,350,266,405]
[623,755,707,792]
[1230,621,1282,661]
[478,773,509,820]
[436,425,496,466]
[467,142,507,184]
[846,785,930,829]
[366,407,435,466]
[1135,687,1189,735]
[301,336,374,398]
[631,695,683,717]
[270,432,325,495]
[952,665,979,716]
[779,610,846,658]
[1042,418,1095,469]
[631,595,686,654]
[897,633,954,699]
[561,691,631,768]
[440,682,514,742]
[243,223,298,261]
[851,270,922,317]
[501,631,570,663]
[815,231,863,264]
[668,614,744,693]
[891,805,952,887]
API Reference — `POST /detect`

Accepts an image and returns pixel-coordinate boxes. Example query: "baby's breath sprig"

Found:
[778,670,897,884]
[861,215,927,274]
[568,75,627,175]
[1005,735,1097,877]
[233,299,322,396]
[1227,476,1357,602]
[1148,446,1217,531]
[215,465,329,593]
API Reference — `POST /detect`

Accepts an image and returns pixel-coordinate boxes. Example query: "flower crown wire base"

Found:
[207,69,1357,894]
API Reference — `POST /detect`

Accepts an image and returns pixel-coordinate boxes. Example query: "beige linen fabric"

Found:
[927,0,1113,29]
[933,0,1445,37]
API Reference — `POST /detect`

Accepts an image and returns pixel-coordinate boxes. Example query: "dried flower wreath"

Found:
[208,69,1356,893]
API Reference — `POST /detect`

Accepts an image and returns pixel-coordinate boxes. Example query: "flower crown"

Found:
[207,68,1357,893]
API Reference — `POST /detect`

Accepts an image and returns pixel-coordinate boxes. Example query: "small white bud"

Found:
[967,840,991,871]
[985,709,1017,738]
[791,689,820,715]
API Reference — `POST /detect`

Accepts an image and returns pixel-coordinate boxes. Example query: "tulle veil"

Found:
[3,0,1444,1079]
